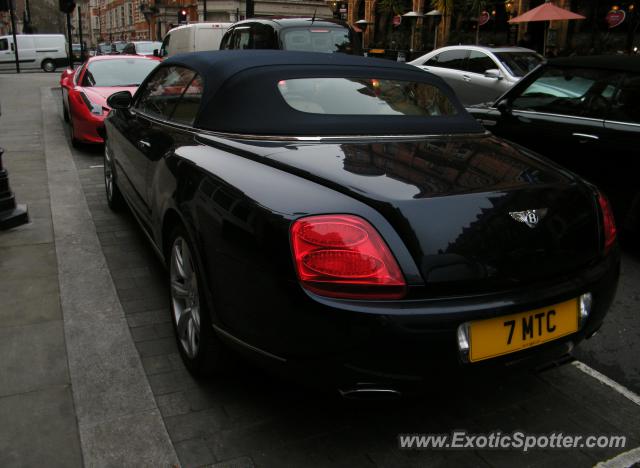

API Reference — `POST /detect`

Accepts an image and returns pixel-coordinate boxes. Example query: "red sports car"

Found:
[60,55,160,146]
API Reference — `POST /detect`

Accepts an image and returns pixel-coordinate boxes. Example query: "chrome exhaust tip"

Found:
[339,386,402,400]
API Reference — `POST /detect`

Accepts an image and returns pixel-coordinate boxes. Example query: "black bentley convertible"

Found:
[104,51,619,396]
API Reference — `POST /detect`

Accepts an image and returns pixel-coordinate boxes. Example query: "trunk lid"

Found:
[260,135,601,294]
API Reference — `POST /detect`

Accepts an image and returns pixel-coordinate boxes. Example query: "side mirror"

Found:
[107,90,133,110]
[153,49,159,57]
[484,69,503,80]
[496,99,512,115]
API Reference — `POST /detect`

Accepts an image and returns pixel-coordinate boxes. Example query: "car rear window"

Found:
[277,77,457,116]
[281,28,353,54]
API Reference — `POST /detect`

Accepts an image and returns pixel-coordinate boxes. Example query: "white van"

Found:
[0,34,67,72]
[158,23,232,58]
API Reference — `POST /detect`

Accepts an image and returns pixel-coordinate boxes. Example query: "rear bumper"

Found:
[215,249,620,391]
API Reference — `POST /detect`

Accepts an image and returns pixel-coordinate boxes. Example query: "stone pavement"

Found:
[1,71,640,468]
[0,73,83,467]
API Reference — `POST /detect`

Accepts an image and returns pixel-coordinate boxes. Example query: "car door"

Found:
[599,72,640,229]
[416,49,469,103]
[462,50,510,105]
[121,65,198,226]
[490,65,622,182]
[16,36,37,69]
[0,38,13,71]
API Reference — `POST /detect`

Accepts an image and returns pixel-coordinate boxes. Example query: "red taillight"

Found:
[598,192,617,253]
[290,215,406,299]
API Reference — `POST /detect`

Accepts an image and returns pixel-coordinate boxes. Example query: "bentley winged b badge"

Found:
[509,209,548,228]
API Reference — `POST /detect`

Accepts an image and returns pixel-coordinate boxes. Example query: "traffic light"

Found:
[178,9,187,23]
[59,0,76,13]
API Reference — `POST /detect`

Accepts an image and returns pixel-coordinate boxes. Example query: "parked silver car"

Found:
[409,46,543,106]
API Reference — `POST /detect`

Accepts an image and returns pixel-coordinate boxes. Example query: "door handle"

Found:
[137,139,151,149]
[462,74,471,82]
[572,133,599,141]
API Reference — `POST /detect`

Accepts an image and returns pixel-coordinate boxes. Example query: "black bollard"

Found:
[0,147,29,230]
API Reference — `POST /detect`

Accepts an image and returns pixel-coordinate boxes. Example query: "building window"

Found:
[127,3,133,25]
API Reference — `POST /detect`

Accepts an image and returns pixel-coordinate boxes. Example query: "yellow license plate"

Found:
[469,298,579,362]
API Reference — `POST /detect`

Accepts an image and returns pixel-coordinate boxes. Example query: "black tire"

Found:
[41,59,55,73]
[69,117,81,148]
[167,224,228,377]
[62,97,69,122]
[103,144,125,211]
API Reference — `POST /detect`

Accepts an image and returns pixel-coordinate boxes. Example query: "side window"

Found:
[466,51,497,75]
[0,39,7,51]
[427,50,468,71]
[169,74,204,126]
[513,67,619,119]
[135,66,197,120]
[608,73,640,124]
[160,35,170,57]
[233,27,251,49]
[122,43,134,54]
[252,24,276,49]
[219,30,232,50]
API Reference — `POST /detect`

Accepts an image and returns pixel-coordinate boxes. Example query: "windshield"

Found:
[98,43,111,53]
[281,27,353,54]
[135,42,161,55]
[83,58,158,87]
[494,52,544,77]
[278,78,457,116]
[113,42,127,53]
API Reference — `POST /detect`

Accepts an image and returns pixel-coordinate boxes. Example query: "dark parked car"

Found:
[103,51,619,395]
[122,41,162,56]
[467,55,640,234]
[220,18,360,55]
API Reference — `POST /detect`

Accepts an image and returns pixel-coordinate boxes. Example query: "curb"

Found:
[42,86,179,467]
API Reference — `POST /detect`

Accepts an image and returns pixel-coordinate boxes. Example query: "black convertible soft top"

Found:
[162,50,484,136]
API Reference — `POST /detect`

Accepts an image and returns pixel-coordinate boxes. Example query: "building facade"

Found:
[343,0,639,56]
[89,0,330,45]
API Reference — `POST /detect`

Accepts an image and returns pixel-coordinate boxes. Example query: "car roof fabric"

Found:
[161,50,484,136]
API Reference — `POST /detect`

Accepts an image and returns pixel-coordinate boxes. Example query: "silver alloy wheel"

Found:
[104,146,114,201]
[42,60,55,72]
[170,237,201,358]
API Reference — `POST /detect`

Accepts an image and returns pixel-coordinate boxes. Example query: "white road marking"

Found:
[593,446,640,468]
[573,362,640,468]
[573,361,640,407]
[90,165,103,168]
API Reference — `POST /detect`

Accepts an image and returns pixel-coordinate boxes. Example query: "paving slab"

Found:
[0,72,83,468]
[0,385,83,468]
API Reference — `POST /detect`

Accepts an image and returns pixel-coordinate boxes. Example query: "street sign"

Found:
[478,10,490,26]
[392,15,401,27]
[606,9,625,28]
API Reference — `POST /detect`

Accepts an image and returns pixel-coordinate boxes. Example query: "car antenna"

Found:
[311,9,316,23]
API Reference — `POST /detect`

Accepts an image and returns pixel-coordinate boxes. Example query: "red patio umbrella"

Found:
[508,1,585,54]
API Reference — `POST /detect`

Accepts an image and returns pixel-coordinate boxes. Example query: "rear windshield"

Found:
[281,27,353,54]
[494,52,543,77]
[83,58,158,87]
[98,43,111,53]
[277,78,457,116]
